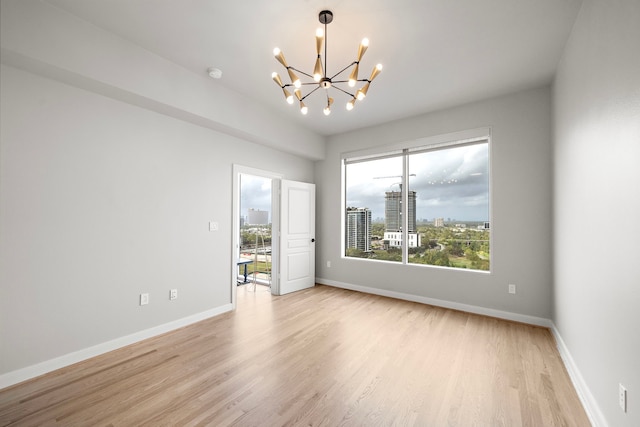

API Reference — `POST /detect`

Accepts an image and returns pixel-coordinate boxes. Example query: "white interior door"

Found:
[278,179,315,295]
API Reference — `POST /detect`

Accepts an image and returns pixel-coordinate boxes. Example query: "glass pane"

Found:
[408,143,490,271]
[345,156,403,263]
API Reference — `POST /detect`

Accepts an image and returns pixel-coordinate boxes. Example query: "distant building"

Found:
[434,217,445,227]
[383,190,420,248]
[385,190,416,232]
[383,231,421,248]
[346,207,372,252]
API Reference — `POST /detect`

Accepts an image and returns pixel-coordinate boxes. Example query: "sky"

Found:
[240,142,489,225]
[346,143,489,222]
[240,174,272,223]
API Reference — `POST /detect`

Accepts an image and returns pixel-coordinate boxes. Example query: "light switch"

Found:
[209,221,219,232]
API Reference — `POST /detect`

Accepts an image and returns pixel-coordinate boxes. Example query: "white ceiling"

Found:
[44,0,583,137]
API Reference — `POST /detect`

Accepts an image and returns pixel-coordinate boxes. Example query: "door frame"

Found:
[231,164,283,309]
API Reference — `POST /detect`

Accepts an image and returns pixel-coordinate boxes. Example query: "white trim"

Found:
[341,127,491,160]
[0,304,232,390]
[316,277,551,327]
[551,324,608,427]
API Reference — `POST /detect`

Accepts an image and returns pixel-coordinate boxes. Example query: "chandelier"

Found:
[271,10,382,116]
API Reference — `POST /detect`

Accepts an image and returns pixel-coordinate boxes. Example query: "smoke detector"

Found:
[207,67,222,79]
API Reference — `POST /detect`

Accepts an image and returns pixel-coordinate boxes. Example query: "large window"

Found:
[343,133,490,271]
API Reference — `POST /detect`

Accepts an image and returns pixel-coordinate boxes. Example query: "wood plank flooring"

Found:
[0,285,590,426]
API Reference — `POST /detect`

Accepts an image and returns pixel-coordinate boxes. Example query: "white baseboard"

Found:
[316,277,552,327]
[0,304,233,390]
[550,324,608,427]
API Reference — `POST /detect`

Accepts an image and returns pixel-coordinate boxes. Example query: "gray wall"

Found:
[553,0,640,425]
[0,64,314,375]
[315,86,554,319]
[0,0,320,379]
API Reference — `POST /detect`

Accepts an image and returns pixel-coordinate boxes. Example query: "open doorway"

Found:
[239,174,272,289]
[231,165,282,307]
[231,165,316,306]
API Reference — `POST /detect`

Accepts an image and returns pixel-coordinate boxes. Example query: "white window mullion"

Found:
[402,150,409,264]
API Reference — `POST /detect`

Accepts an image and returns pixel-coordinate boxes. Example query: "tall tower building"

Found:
[383,190,420,248]
[384,191,416,232]
[346,207,371,252]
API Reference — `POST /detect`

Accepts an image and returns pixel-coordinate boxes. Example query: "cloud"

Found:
[346,143,489,221]
[240,174,272,221]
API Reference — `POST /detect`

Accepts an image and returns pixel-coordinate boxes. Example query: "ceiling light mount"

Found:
[318,10,333,25]
[271,10,382,116]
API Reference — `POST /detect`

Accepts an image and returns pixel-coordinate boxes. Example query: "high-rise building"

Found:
[384,191,416,232]
[383,190,420,248]
[346,207,371,252]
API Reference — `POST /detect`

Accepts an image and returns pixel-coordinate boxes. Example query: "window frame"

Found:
[341,128,492,272]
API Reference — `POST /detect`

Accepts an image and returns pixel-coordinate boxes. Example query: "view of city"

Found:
[345,141,490,271]
[346,214,490,271]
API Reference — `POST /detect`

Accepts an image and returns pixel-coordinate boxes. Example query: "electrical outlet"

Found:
[170,289,178,300]
[508,284,516,294]
[619,383,627,412]
[140,293,149,306]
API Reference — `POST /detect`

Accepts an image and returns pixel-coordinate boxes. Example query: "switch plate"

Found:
[327,261,331,268]
[508,284,516,294]
[209,221,218,232]
[140,293,149,306]
[619,383,627,412]
[170,289,178,300]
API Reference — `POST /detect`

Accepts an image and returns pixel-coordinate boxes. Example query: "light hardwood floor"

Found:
[0,285,590,426]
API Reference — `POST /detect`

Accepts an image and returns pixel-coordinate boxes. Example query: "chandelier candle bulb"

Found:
[356,82,370,100]
[357,38,369,61]
[273,48,288,67]
[313,57,323,82]
[348,63,360,87]
[287,68,301,88]
[285,90,294,104]
[271,72,283,87]
[295,89,308,114]
[316,28,324,53]
[370,63,383,81]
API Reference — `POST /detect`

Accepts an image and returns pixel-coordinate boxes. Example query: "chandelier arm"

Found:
[331,85,356,98]
[332,78,370,83]
[288,67,315,80]
[329,61,358,80]
[299,85,322,101]
[282,80,324,88]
